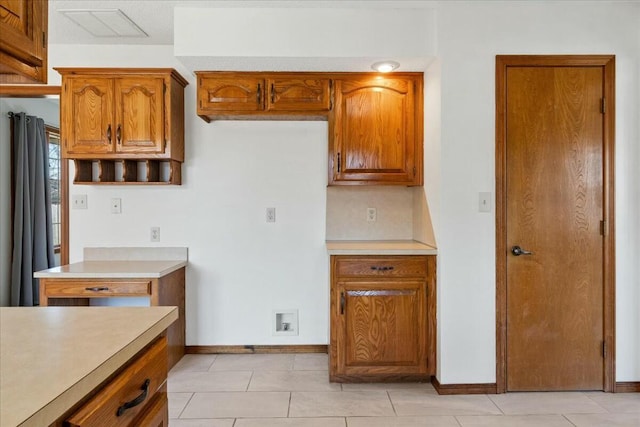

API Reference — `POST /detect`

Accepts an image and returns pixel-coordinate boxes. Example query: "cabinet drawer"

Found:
[334,256,428,278]
[66,337,168,427]
[44,280,151,297]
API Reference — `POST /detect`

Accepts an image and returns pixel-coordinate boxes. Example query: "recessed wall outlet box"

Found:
[367,207,377,222]
[72,194,87,209]
[150,227,160,242]
[479,192,492,213]
[111,198,122,214]
[266,207,276,223]
[273,310,298,336]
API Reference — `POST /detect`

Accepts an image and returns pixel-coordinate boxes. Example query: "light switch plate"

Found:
[479,192,492,213]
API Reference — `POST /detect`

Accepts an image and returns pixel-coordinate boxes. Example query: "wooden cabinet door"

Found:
[198,76,264,113]
[334,280,428,377]
[266,77,331,112]
[63,78,114,155]
[330,76,421,185]
[115,77,165,154]
[0,0,47,83]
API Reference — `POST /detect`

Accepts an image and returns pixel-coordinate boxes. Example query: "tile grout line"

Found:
[581,391,615,413]
[486,393,506,415]
[386,390,399,416]
[562,413,579,426]
[175,391,195,419]
[245,370,255,392]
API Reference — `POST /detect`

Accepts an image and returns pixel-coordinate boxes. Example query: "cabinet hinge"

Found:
[163,82,167,94]
[601,98,606,114]
[603,341,607,358]
[164,139,167,151]
[600,220,608,236]
[42,31,46,45]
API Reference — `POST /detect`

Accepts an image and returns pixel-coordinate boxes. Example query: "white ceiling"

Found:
[49,0,437,46]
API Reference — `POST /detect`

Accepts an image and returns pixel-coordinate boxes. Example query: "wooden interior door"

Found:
[499,58,614,391]
[115,77,165,154]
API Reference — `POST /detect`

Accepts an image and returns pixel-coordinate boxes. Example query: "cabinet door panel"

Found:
[198,76,264,112]
[115,77,165,154]
[266,77,330,111]
[336,280,427,375]
[63,78,114,155]
[0,0,46,83]
[331,77,419,185]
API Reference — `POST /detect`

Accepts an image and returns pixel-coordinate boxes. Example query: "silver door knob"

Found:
[511,245,533,256]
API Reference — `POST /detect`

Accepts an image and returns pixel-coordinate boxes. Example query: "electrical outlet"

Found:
[111,198,121,214]
[367,207,377,222]
[72,194,87,209]
[266,207,276,223]
[150,227,160,242]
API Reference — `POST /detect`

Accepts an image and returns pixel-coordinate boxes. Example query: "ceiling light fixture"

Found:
[59,9,148,38]
[371,61,400,73]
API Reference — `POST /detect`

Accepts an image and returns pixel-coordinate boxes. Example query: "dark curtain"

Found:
[10,112,55,306]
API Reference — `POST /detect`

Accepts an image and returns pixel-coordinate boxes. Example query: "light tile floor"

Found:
[168,353,640,427]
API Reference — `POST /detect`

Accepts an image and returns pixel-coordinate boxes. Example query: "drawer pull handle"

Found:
[85,287,109,292]
[116,379,150,417]
[340,292,345,315]
[370,266,395,271]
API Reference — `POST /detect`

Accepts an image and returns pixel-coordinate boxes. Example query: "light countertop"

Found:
[34,260,187,279]
[326,240,437,255]
[0,306,177,427]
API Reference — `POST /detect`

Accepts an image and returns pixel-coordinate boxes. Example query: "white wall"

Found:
[433,0,640,383]
[42,0,640,383]
[48,45,329,345]
[0,98,60,307]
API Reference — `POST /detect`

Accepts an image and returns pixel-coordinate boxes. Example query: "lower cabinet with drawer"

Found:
[66,336,169,427]
[329,255,436,382]
[38,268,186,370]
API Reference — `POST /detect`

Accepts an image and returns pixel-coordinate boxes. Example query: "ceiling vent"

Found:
[58,9,148,38]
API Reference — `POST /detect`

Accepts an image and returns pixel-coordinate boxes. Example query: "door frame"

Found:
[495,55,616,393]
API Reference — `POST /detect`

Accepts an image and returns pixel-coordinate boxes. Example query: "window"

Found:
[45,126,62,254]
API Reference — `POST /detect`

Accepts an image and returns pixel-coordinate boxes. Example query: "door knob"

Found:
[511,245,533,256]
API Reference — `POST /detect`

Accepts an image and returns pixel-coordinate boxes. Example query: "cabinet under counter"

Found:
[35,257,187,370]
[0,306,177,427]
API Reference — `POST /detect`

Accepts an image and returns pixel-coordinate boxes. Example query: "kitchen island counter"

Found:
[0,306,177,427]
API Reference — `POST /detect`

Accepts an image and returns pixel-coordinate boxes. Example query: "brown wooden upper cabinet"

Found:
[329,74,423,186]
[0,0,48,84]
[57,68,188,161]
[196,72,331,121]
